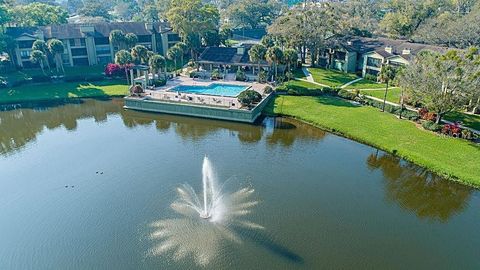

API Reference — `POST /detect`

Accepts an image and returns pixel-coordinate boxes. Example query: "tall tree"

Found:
[114,49,133,84]
[226,0,280,29]
[167,45,182,72]
[131,45,149,64]
[266,46,283,80]
[124,33,138,49]
[283,48,298,72]
[30,50,47,75]
[32,40,51,71]
[148,54,166,79]
[398,50,478,123]
[248,44,266,76]
[78,0,111,20]
[48,39,65,74]
[378,64,396,112]
[166,0,219,60]
[9,3,68,27]
[109,30,126,50]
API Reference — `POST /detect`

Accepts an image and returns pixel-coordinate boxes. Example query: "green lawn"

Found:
[0,79,129,104]
[266,95,480,187]
[445,111,480,130]
[360,88,402,104]
[345,79,387,90]
[307,68,359,87]
[2,65,106,83]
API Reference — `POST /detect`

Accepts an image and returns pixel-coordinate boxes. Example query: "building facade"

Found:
[6,22,181,68]
[322,37,448,77]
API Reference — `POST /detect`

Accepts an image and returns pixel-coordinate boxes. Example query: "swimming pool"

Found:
[171,83,247,97]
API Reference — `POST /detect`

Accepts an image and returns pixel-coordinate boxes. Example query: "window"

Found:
[366,57,382,68]
[168,33,180,42]
[71,48,87,56]
[138,35,152,43]
[69,39,75,46]
[18,40,34,49]
[96,46,111,55]
[80,39,86,46]
[97,56,111,64]
[95,37,109,45]
[73,58,89,66]
[20,50,31,59]
[334,51,346,61]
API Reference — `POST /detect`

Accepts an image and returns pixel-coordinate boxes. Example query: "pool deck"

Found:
[124,76,273,123]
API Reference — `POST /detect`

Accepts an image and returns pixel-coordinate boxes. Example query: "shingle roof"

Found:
[198,46,268,66]
[6,22,172,40]
[346,37,449,58]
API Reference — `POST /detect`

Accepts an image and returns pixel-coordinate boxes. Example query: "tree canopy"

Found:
[8,3,68,26]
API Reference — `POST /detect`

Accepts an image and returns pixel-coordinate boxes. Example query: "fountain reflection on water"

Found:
[149,156,263,266]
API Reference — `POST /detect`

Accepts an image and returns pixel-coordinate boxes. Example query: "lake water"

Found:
[0,99,479,269]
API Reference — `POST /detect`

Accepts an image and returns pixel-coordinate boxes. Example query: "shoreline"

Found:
[266,95,480,188]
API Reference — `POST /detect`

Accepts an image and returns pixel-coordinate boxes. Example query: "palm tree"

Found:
[48,39,65,74]
[30,50,47,75]
[109,30,125,50]
[248,44,266,76]
[283,48,298,72]
[149,54,166,79]
[131,45,149,64]
[115,49,133,84]
[124,33,138,49]
[167,45,182,73]
[378,64,396,112]
[32,40,51,71]
[175,42,188,70]
[266,46,283,81]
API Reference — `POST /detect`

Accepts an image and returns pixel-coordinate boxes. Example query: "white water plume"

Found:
[149,156,262,266]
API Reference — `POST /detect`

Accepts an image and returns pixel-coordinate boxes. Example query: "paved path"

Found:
[301,67,315,82]
[340,77,363,89]
[294,78,329,88]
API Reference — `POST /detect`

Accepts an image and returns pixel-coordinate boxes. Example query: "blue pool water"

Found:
[171,83,247,97]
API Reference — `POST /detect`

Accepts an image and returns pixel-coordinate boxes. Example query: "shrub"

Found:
[263,85,273,94]
[211,69,222,80]
[419,108,437,121]
[237,90,262,107]
[104,63,125,77]
[31,75,51,83]
[461,129,473,140]
[188,70,198,78]
[258,70,267,83]
[337,89,357,100]
[442,123,462,137]
[364,74,377,81]
[422,121,442,132]
[132,85,144,94]
[235,69,246,81]
[152,79,166,87]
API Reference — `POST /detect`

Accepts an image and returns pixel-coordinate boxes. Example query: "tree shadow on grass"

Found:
[313,96,360,108]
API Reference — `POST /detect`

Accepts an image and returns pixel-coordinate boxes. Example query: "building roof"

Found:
[198,46,268,66]
[231,28,267,41]
[6,22,172,40]
[344,37,449,59]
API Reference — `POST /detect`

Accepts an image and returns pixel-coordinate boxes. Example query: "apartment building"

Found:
[6,22,181,68]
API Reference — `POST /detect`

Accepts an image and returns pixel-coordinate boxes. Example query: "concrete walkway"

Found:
[301,67,314,82]
[295,78,329,87]
[340,77,363,89]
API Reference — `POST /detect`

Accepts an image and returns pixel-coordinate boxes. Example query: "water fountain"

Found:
[149,156,263,266]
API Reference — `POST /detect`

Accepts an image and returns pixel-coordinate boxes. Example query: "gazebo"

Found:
[130,65,151,89]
